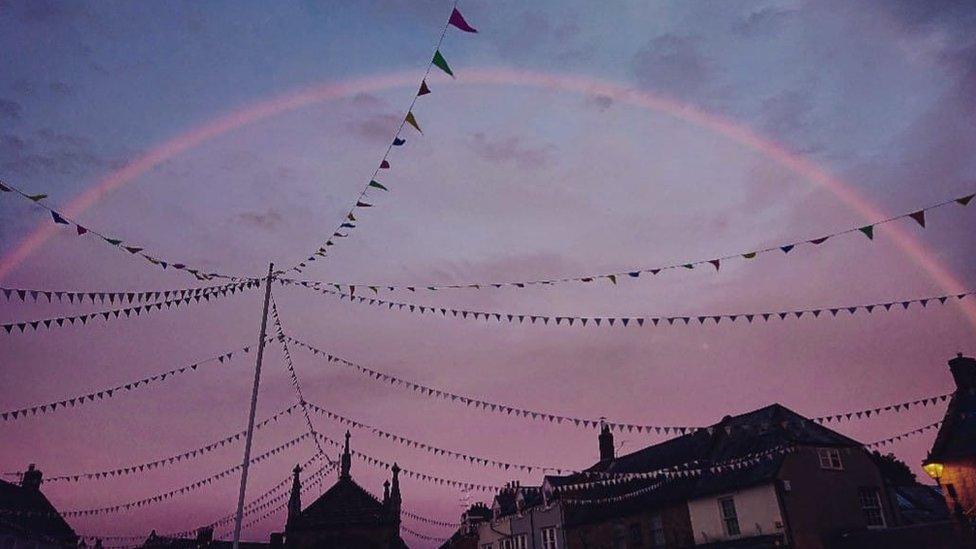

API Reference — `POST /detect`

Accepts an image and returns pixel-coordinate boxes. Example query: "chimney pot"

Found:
[20,463,42,491]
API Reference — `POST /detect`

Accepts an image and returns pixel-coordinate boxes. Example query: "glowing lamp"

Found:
[923,462,944,480]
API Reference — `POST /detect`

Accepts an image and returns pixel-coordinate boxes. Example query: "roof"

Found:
[0,477,77,545]
[892,484,949,525]
[926,389,976,463]
[546,403,864,523]
[293,476,390,529]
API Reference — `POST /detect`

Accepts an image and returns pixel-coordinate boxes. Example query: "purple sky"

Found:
[2,0,976,546]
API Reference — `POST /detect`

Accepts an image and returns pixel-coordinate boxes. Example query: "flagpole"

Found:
[232,262,274,548]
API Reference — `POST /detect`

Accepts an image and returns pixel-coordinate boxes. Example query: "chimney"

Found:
[949,354,976,392]
[340,431,352,480]
[599,421,615,463]
[383,479,390,505]
[20,464,42,491]
[286,464,302,531]
[390,463,402,530]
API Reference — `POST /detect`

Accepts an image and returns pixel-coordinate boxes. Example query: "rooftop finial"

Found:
[340,430,352,479]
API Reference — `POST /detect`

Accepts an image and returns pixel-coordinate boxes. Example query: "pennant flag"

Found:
[858,226,874,240]
[909,210,926,228]
[405,111,422,133]
[418,80,431,96]
[448,8,478,32]
[28,193,48,202]
[380,160,390,169]
[957,194,974,206]
[432,50,454,77]
[780,245,794,253]
[809,236,829,245]
[393,137,406,146]
[51,211,69,225]
[368,180,388,191]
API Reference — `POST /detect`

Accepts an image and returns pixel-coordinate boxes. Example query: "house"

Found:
[438,503,492,549]
[546,404,900,548]
[279,431,407,548]
[140,527,269,548]
[0,464,78,547]
[923,353,976,520]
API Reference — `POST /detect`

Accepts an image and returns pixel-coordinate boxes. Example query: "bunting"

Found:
[287,278,974,330]
[288,190,975,292]
[864,419,944,449]
[286,334,699,435]
[401,525,450,543]
[2,281,256,335]
[304,401,576,475]
[401,509,460,528]
[0,180,246,281]
[0,341,258,422]
[43,434,311,518]
[316,432,503,492]
[1,283,242,307]
[812,392,952,424]
[285,3,477,274]
[38,405,300,482]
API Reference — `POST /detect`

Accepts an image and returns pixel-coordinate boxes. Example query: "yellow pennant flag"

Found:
[405,111,422,134]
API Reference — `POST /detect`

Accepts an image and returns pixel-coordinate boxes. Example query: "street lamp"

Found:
[923,462,944,482]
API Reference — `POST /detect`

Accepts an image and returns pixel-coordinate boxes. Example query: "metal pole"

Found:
[232,262,274,548]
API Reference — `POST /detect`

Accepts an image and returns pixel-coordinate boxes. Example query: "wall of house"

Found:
[563,502,692,549]
[937,456,976,517]
[508,504,566,548]
[776,446,896,549]
[477,516,512,549]
[687,482,784,545]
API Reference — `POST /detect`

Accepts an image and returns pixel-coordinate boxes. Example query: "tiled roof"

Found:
[0,477,77,544]
[293,476,390,529]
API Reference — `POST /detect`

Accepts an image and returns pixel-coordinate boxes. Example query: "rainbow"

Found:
[2,67,972,327]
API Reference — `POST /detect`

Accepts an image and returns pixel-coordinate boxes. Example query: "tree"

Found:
[871,451,917,486]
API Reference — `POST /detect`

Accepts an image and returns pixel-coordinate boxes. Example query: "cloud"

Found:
[733,7,796,37]
[0,128,125,176]
[236,208,284,231]
[632,34,717,101]
[0,99,22,119]
[584,94,614,112]
[346,112,400,143]
[469,132,555,169]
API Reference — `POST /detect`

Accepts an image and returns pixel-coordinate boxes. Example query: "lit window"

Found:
[649,514,666,547]
[542,527,558,549]
[719,497,741,536]
[859,487,886,528]
[818,448,844,470]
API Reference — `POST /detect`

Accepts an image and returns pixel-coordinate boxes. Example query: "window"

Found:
[649,514,666,547]
[629,523,643,546]
[481,544,493,549]
[515,535,527,549]
[542,527,558,549]
[818,448,844,470]
[719,497,741,536]
[859,487,886,528]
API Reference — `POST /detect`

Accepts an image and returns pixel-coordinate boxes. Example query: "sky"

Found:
[2,0,976,545]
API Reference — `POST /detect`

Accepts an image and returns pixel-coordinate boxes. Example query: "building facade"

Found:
[0,464,78,548]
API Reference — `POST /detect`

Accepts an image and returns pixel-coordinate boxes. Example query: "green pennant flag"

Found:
[432,50,454,77]
[858,225,874,240]
[368,180,388,191]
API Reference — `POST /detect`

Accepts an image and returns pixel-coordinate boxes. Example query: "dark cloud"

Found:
[733,7,796,37]
[346,112,400,143]
[0,128,125,176]
[469,132,554,169]
[632,34,717,101]
[584,94,614,112]
[236,208,284,231]
[0,99,22,119]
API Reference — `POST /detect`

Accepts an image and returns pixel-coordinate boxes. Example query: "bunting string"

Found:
[304,401,576,475]
[401,525,450,543]
[316,432,502,492]
[35,405,300,482]
[0,341,258,422]
[2,280,256,335]
[286,3,477,274]
[401,509,460,528]
[864,419,944,449]
[0,180,247,281]
[286,334,699,434]
[1,283,245,307]
[288,278,974,330]
[270,294,330,461]
[812,392,952,424]
[287,191,974,292]
[60,433,310,517]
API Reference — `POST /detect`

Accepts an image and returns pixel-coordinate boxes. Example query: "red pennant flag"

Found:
[909,210,926,228]
[448,7,478,32]
[418,80,431,96]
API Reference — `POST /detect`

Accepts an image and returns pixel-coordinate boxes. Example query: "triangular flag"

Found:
[432,50,454,77]
[418,80,431,96]
[51,211,69,225]
[957,194,974,206]
[909,210,926,228]
[392,137,406,146]
[858,226,874,240]
[405,111,422,133]
[448,8,478,32]
[368,180,388,191]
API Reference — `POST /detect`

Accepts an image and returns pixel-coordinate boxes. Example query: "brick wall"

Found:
[937,456,976,516]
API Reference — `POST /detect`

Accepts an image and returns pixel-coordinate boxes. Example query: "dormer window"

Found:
[818,448,843,470]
